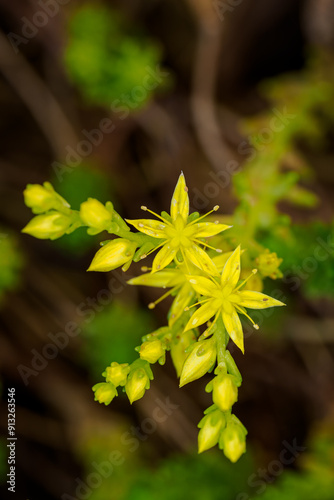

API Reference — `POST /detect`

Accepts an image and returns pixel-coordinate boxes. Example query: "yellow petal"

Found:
[187,275,219,297]
[185,299,216,331]
[170,172,189,222]
[192,222,231,238]
[169,283,195,326]
[222,308,244,353]
[234,291,285,309]
[152,243,178,272]
[184,244,219,275]
[221,246,241,289]
[128,270,177,288]
[126,218,167,238]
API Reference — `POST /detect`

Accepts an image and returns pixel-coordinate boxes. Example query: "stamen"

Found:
[234,304,259,329]
[234,269,257,292]
[141,206,171,225]
[187,205,220,226]
[184,298,211,311]
[147,287,176,309]
[193,238,223,253]
[141,266,150,272]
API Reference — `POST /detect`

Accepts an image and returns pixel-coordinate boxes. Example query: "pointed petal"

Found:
[187,275,219,297]
[126,218,167,238]
[152,244,178,272]
[185,300,216,331]
[192,222,231,238]
[128,270,176,288]
[221,246,241,289]
[222,309,244,353]
[233,291,286,309]
[170,172,189,222]
[169,283,195,326]
[184,244,219,275]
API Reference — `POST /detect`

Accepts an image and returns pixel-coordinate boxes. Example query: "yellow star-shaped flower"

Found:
[185,246,285,353]
[126,172,230,274]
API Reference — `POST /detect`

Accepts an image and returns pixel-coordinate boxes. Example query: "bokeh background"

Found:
[0,0,334,498]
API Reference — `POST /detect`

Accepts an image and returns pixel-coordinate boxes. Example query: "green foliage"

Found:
[124,452,253,500]
[0,232,24,302]
[64,5,165,108]
[81,302,155,379]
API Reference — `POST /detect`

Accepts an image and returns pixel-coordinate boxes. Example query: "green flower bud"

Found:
[212,374,238,412]
[87,238,137,272]
[179,337,216,387]
[80,198,112,231]
[22,212,72,240]
[219,421,247,463]
[256,249,283,280]
[198,408,225,453]
[104,362,130,386]
[92,382,117,405]
[125,367,150,404]
[170,330,196,377]
[139,339,165,364]
[24,182,69,214]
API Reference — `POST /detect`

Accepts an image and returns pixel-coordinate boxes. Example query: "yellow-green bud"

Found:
[139,340,165,364]
[198,409,225,453]
[22,212,72,240]
[24,182,69,214]
[92,382,117,405]
[219,423,246,463]
[212,374,238,412]
[125,368,150,404]
[256,249,283,280]
[179,337,216,387]
[170,330,196,377]
[80,198,112,231]
[104,362,130,386]
[87,238,137,272]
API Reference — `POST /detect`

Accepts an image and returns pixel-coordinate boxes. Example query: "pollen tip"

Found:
[213,205,219,211]
[216,249,222,253]
[148,303,155,309]
[141,206,147,211]
[184,307,189,311]
[252,269,258,274]
[141,266,148,272]
[214,220,219,224]
[140,254,147,259]
[253,324,259,330]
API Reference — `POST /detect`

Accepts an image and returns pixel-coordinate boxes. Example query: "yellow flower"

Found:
[198,408,226,453]
[126,173,230,274]
[88,238,137,272]
[24,182,70,214]
[80,198,113,233]
[92,382,117,405]
[185,246,285,353]
[139,339,165,364]
[22,212,72,240]
[179,337,216,387]
[104,362,130,386]
[125,361,153,404]
[219,419,247,463]
[256,249,283,279]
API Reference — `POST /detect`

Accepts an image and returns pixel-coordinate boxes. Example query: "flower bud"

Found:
[80,198,112,231]
[104,362,130,386]
[22,212,72,240]
[87,238,137,272]
[24,182,69,214]
[92,382,117,405]
[179,337,216,387]
[125,367,150,404]
[139,340,165,364]
[219,422,247,463]
[198,409,225,453]
[170,330,196,377]
[212,374,238,412]
[256,249,283,280]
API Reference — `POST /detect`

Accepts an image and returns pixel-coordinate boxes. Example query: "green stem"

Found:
[214,315,227,371]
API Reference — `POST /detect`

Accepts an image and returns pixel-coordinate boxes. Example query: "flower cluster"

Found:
[22,173,285,462]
